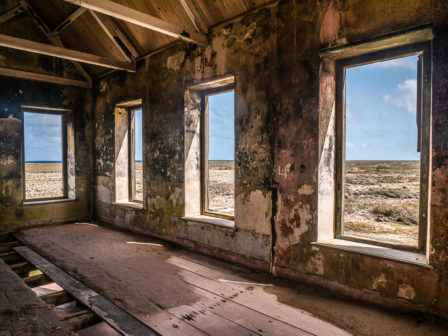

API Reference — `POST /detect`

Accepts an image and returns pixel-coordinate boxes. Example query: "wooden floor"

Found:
[15,223,349,336]
[14,223,448,336]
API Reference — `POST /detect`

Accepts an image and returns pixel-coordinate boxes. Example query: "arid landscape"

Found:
[26,161,418,246]
[25,163,64,199]
[344,160,420,246]
[207,161,235,216]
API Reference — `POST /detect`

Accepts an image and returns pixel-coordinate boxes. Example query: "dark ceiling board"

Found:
[64,0,208,46]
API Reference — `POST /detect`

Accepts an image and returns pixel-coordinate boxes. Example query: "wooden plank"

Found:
[168,285,311,336]
[0,67,91,88]
[40,290,74,306]
[52,7,87,35]
[19,0,92,85]
[179,0,202,33]
[78,321,122,336]
[64,0,207,46]
[0,250,22,264]
[14,246,159,336]
[0,34,135,71]
[0,240,20,253]
[89,10,137,61]
[176,268,351,336]
[0,4,25,25]
[23,273,53,287]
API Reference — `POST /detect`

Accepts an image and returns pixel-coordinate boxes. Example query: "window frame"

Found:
[127,105,143,204]
[334,41,432,253]
[22,107,68,202]
[200,85,235,220]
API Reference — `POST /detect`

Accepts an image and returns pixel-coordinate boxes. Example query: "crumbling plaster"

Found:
[94,0,448,316]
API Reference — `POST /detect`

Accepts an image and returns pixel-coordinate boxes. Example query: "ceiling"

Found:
[0,0,274,79]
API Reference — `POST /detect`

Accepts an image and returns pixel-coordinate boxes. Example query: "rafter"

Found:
[19,0,92,86]
[89,10,138,62]
[179,0,207,34]
[0,4,25,25]
[64,0,208,46]
[52,7,87,35]
[0,67,90,88]
[0,33,135,71]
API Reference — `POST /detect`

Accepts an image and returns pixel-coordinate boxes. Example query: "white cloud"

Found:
[383,79,417,115]
[368,57,416,70]
[346,141,355,149]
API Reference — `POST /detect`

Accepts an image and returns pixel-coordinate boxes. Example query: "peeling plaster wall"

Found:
[94,0,448,316]
[0,78,93,232]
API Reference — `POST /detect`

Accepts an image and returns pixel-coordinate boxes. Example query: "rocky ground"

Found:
[25,163,64,199]
[344,161,420,246]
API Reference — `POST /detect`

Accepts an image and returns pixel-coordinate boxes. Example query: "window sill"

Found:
[113,201,143,209]
[22,198,77,206]
[312,239,431,269]
[182,215,235,229]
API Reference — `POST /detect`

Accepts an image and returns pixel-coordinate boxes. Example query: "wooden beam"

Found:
[89,10,138,61]
[19,0,92,86]
[0,67,91,88]
[0,4,25,25]
[179,0,207,34]
[52,7,87,35]
[0,34,135,71]
[64,0,208,46]
[14,246,159,336]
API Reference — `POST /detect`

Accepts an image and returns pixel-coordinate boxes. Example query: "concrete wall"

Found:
[91,0,447,316]
[0,78,93,232]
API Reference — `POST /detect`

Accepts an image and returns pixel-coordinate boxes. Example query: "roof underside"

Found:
[0,0,274,79]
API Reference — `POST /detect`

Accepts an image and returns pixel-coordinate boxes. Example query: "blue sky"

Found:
[134,109,143,162]
[24,112,62,162]
[345,55,419,161]
[209,91,235,161]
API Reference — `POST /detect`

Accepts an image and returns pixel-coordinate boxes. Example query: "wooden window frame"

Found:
[334,42,432,253]
[200,85,235,220]
[22,107,68,202]
[127,106,143,204]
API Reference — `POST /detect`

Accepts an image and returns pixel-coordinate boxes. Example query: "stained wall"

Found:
[95,0,448,316]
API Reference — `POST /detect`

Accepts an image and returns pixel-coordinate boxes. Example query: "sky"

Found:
[24,112,62,162]
[134,109,143,162]
[345,55,419,161]
[208,91,235,161]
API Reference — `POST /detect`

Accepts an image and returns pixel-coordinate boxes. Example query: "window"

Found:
[129,108,143,202]
[335,42,431,251]
[201,88,235,219]
[23,109,67,200]
[114,100,143,204]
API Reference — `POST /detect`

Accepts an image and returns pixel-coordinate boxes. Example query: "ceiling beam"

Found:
[64,0,208,46]
[52,7,87,35]
[89,10,138,62]
[0,33,135,71]
[0,4,25,25]
[0,67,91,88]
[179,0,208,34]
[19,0,92,86]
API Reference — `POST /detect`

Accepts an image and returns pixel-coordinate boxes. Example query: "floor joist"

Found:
[64,0,208,46]
[14,246,158,336]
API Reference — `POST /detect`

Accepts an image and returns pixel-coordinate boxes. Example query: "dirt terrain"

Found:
[25,163,64,199]
[26,161,419,247]
[344,161,420,246]
[207,161,235,216]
